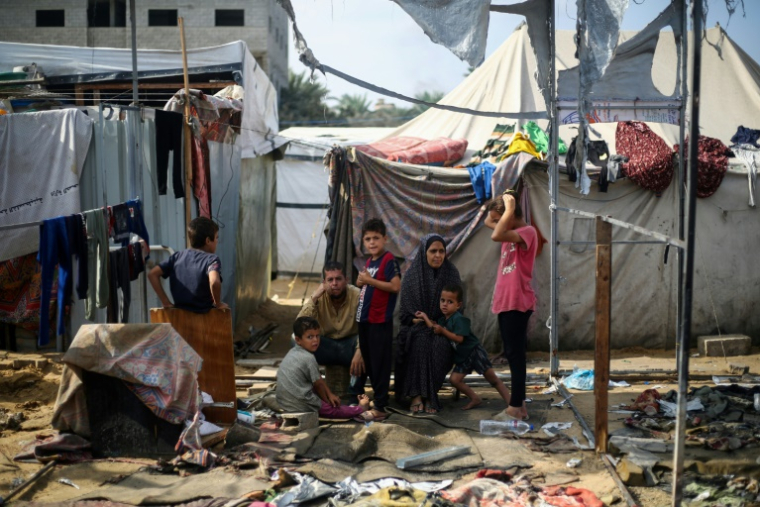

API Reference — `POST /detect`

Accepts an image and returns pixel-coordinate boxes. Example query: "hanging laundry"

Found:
[616,121,673,195]
[164,90,218,218]
[111,199,150,250]
[674,136,733,198]
[155,110,184,198]
[65,214,88,301]
[83,209,109,321]
[127,242,146,282]
[0,252,56,331]
[565,136,611,192]
[732,145,758,207]
[504,132,542,161]
[38,217,72,347]
[523,121,567,155]
[0,109,93,263]
[729,125,760,148]
[107,248,131,324]
[467,123,515,166]
[467,161,496,204]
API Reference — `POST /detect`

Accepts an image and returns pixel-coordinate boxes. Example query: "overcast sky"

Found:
[286,0,759,120]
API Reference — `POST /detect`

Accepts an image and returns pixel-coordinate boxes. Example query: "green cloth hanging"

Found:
[523,121,567,155]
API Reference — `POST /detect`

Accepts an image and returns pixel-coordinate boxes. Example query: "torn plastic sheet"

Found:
[542,422,573,437]
[579,0,629,90]
[658,398,704,418]
[391,0,490,67]
[274,474,338,506]
[329,477,453,504]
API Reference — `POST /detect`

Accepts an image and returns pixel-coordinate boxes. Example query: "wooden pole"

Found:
[594,216,612,454]
[178,17,192,247]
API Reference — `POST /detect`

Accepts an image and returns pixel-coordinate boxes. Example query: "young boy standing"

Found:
[355,218,401,419]
[415,284,512,411]
[148,217,229,312]
[277,317,371,419]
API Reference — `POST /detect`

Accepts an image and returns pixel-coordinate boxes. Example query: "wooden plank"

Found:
[595,217,612,454]
[150,308,236,424]
[179,17,193,247]
[75,84,85,106]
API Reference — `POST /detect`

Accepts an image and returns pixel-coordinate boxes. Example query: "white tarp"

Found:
[0,109,93,262]
[0,40,286,158]
[277,127,392,275]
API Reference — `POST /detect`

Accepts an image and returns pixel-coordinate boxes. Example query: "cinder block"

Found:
[12,359,33,370]
[280,412,318,432]
[33,359,48,369]
[698,334,751,357]
[0,362,13,370]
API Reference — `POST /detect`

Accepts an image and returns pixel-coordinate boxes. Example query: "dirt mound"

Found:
[0,370,60,405]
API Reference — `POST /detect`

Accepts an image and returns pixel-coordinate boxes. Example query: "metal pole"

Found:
[548,0,560,376]
[129,0,138,105]
[672,0,703,503]
[675,0,689,353]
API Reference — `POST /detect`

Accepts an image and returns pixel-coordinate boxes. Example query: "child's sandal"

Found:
[410,402,424,414]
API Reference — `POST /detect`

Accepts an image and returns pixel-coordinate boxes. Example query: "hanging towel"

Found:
[467,161,496,204]
[155,110,184,198]
[504,132,542,161]
[65,214,88,301]
[83,209,109,321]
[38,218,71,346]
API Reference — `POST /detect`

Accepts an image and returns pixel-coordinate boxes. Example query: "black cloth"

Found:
[107,248,131,323]
[566,136,611,192]
[730,125,760,148]
[65,214,88,300]
[396,234,461,410]
[155,109,184,197]
[497,310,533,408]
[127,242,145,282]
[358,321,393,412]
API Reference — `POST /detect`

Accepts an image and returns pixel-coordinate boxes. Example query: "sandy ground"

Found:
[0,276,756,505]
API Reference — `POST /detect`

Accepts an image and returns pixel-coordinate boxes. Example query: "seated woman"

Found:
[396,234,461,414]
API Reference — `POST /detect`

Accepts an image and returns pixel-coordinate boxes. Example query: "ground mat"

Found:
[74,470,269,505]
[387,397,551,433]
[303,422,482,473]
[298,458,464,484]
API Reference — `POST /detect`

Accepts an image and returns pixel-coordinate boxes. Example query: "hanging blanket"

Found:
[616,121,673,195]
[674,136,732,198]
[387,138,468,166]
[0,252,56,330]
[354,137,426,159]
[52,323,202,437]
[467,123,516,166]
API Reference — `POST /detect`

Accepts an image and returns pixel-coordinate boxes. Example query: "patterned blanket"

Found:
[355,136,468,166]
[52,323,202,437]
[0,252,56,330]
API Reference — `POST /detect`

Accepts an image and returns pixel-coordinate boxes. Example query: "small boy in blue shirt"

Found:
[416,283,511,411]
[148,217,229,312]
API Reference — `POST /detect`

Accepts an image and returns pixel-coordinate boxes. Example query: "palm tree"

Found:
[407,90,445,118]
[330,94,373,123]
[279,71,335,125]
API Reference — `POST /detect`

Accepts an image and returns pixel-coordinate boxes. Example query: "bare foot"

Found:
[505,406,526,420]
[461,395,482,410]
[358,394,371,410]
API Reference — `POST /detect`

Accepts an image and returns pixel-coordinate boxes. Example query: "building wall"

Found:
[0,0,288,94]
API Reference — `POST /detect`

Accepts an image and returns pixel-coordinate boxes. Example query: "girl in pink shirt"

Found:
[484,191,537,421]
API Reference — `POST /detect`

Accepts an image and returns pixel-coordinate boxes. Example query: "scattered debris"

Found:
[396,446,471,470]
[566,458,582,468]
[57,478,80,489]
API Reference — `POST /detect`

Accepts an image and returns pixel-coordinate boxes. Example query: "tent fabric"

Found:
[276,128,392,276]
[387,25,759,152]
[390,0,490,67]
[0,40,286,158]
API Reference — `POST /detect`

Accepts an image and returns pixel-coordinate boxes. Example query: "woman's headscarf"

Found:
[398,234,462,327]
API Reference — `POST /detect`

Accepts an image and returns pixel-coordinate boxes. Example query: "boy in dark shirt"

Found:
[355,218,401,419]
[148,217,229,312]
[416,283,511,411]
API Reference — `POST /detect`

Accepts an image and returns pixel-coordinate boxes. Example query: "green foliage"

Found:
[278,70,445,127]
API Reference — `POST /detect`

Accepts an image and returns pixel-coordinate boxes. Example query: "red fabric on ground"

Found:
[543,486,605,507]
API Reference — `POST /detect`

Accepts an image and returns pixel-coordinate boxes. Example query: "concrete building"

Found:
[0,0,289,93]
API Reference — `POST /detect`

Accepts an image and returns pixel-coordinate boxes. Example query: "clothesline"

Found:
[0,197,143,233]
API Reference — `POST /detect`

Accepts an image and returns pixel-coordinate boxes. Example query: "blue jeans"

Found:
[290,334,366,399]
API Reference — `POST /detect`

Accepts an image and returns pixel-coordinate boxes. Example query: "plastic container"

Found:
[480,419,534,436]
[237,410,255,425]
[350,375,358,387]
